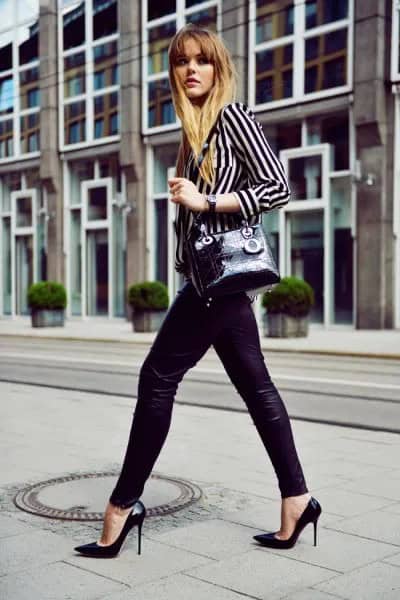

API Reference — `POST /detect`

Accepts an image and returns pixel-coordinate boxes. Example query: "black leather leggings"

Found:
[109,281,308,508]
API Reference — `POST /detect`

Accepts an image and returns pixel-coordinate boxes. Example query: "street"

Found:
[1,337,399,433]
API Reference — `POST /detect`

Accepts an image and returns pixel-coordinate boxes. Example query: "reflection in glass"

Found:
[148,21,175,75]
[93,40,118,89]
[17,0,39,22]
[306,113,349,170]
[148,78,175,127]
[20,66,39,108]
[0,75,14,115]
[88,186,107,220]
[70,209,82,315]
[155,199,168,285]
[86,229,108,315]
[20,112,40,153]
[18,22,39,65]
[64,52,85,97]
[63,1,85,50]
[305,29,347,93]
[16,234,34,315]
[256,0,294,44]
[148,0,175,21]
[0,119,13,158]
[2,217,12,314]
[64,100,86,143]
[288,155,322,200]
[113,206,125,316]
[93,0,118,40]
[264,121,301,153]
[0,32,12,72]
[1,0,14,29]
[290,211,323,323]
[305,0,348,29]
[256,44,293,104]
[186,6,218,30]
[16,196,32,227]
[331,176,353,323]
[94,91,118,138]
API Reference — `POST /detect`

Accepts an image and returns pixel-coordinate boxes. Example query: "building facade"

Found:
[0,0,398,329]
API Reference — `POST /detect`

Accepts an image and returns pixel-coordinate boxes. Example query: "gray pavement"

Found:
[1,315,400,358]
[1,380,400,599]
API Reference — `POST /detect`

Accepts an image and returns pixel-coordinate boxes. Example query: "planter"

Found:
[132,309,167,332]
[264,313,309,338]
[31,308,65,328]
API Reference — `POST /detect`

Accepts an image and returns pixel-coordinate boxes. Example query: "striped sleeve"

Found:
[221,102,291,220]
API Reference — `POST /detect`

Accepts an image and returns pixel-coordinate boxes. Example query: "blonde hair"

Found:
[168,24,238,185]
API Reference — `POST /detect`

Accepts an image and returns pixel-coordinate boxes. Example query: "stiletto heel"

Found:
[74,499,146,558]
[253,496,322,550]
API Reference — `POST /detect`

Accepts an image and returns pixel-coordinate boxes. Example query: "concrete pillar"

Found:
[119,0,146,287]
[39,0,64,284]
[353,0,394,328]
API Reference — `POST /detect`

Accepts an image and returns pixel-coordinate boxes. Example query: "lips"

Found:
[186,79,200,84]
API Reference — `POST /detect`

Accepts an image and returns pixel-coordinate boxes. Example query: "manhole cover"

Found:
[14,471,202,521]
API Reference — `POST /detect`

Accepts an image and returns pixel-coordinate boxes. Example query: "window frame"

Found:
[58,0,120,150]
[249,0,354,112]
[141,0,221,134]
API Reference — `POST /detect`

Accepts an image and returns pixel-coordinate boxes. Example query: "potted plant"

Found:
[262,276,314,338]
[28,281,67,328]
[128,280,169,332]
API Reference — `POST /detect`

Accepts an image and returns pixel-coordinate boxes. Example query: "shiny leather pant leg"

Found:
[213,294,308,499]
[109,281,308,508]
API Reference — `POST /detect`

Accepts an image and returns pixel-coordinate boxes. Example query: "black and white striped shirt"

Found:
[175,102,291,276]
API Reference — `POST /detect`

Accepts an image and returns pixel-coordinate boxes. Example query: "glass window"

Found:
[306,113,349,170]
[63,1,85,50]
[154,199,168,285]
[1,0,14,29]
[20,112,39,153]
[288,155,322,200]
[94,91,118,137]
[110,112,118,135]
[186,6,218,30]
[93,0,118,40]
[148,0,175,22]
[305,29,347,93]
[305,0,348,30]
[148,78,175,127]
[0,32,12,73]
[94,117,104,138]
[256,44,293,104]
[256,0,294,44]
[64,52,86,97]
[17,0,39,23]
[2,216,12,314]
[264,121,302,153]
[93,40,118,89]
[16,196,32,227]
[0,119,13,158]
[20,66,39,108]
[65,100,86,143]
[88,186,107,220]
[18,22,39,65]
[0,76,14,116]
[70,209,82,315]
[148,21,176,75]
[69,159,94,204]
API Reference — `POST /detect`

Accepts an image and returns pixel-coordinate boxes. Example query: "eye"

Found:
[176,58,187,65]
[198,56,209,64]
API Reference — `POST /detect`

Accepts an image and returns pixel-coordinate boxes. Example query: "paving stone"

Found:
[306,488,397,518]
[260,528,396,573]
[314,561,400,599]
[101,573,248,600]
[146,518,259,560]
[382,502,400,515]
[340,475,400,501]
[325,509,400,546]
[382,552,400,567]
[0,530,73,576]
[184,549,336,600]
[0,514,38,539]
[0,561,127,600]
[66,537,214,587]
[283,589,345,600]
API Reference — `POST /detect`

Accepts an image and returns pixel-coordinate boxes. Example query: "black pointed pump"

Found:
[74,499,146,558]
[253,496,322,550]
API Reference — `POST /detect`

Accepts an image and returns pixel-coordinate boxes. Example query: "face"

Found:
[174,38,215,106]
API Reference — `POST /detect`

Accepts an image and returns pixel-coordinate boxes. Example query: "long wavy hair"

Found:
[168,24,238,185]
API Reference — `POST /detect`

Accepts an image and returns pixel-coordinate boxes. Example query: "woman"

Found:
[74,24,321,559]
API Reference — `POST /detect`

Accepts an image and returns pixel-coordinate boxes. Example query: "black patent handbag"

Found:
[184,111,280,299]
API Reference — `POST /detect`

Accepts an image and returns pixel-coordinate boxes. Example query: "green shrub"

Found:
[28,281,67,310]
[262,276,314,318]
[128,281,169,311]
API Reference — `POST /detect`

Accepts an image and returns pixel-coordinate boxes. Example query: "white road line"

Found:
[1,352,400,391]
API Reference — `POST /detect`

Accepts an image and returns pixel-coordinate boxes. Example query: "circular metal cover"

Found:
[14,471,202,521]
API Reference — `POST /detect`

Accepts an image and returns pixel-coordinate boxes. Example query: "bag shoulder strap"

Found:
[189,108,223,182]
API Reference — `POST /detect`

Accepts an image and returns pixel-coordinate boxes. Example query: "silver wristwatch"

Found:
[206,194,217,214]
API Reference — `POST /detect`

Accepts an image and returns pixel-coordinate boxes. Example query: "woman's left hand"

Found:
[168,177,206,211]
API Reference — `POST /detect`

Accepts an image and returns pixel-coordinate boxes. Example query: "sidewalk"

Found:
[1,316,400,359]
[1,380,399,599]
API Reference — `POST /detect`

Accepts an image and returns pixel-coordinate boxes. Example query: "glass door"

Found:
[15,235,34,315]
[280,145,332,325]
[86,229,108,315]
[11,190,37,316]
